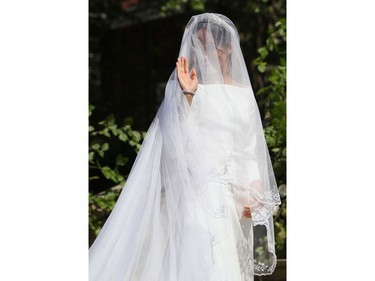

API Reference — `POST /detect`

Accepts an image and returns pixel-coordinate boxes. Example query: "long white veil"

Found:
[89,13,281,280]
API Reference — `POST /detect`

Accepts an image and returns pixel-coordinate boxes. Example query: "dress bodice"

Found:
[191,84,253,151]
[190,84,261,187]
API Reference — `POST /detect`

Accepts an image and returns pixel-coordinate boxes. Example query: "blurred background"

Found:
[89,0,286,280]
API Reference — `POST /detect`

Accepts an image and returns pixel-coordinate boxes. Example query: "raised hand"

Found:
[176,57,198,93]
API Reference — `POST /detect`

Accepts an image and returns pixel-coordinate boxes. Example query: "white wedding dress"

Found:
[179,83,260,281]
[90,13,280,281]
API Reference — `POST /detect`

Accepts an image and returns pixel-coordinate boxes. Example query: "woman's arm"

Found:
[176,57,198,106]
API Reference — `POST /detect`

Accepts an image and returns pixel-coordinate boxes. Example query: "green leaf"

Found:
[108,125,118,136]
[257,47,268,59]
[129,140,137,146]
[123,124,131,131]
[257,62,267,73]
[190,0,204,10]
[123,117,133,125]
[116,154,128,166]
[106,114,115,126]
[101,166,118,183]
[89,151,95,163]
[99,128,111,137]
[101,143,109,151]
[91,143,100,150]
[272,147,280,153]
[89,105,95,117]
[109,124,117,130]
[111,128,120,136]
[118,131,128,142]
[117,174,125,182]
[97,199,110,209]
[131,131,142,142]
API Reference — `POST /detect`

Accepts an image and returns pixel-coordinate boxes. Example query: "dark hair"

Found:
[195,20,232,49]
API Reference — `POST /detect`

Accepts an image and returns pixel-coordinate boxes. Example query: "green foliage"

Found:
[89,105,145,245]
[160,0,205,16]
[255,17,286,258]
[256,20,286,184]
[89,105,145,184]
[89,186,121,244]
[261,19,286,174]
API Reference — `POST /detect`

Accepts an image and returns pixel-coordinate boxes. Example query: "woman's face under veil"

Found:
[191,24,234,85]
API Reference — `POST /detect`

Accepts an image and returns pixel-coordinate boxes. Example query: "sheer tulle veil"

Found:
[89,13,281,280]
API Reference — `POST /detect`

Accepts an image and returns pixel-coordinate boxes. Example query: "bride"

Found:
[89,13,281,281]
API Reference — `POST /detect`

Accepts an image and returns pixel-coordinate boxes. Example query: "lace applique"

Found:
[237,235,254,281]
[213,203,228,217]
[254,260,269,273]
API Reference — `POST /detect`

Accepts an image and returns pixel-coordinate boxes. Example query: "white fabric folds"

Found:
[89,13,281,281]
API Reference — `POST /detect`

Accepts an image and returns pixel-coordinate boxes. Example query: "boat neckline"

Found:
[198,83,251,89]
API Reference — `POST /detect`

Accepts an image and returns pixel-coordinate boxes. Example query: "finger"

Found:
[182,58,185,73]
[181,57,185,73]
[191,68,196,80]
[177,57,182,72]
[184,57,189,73]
